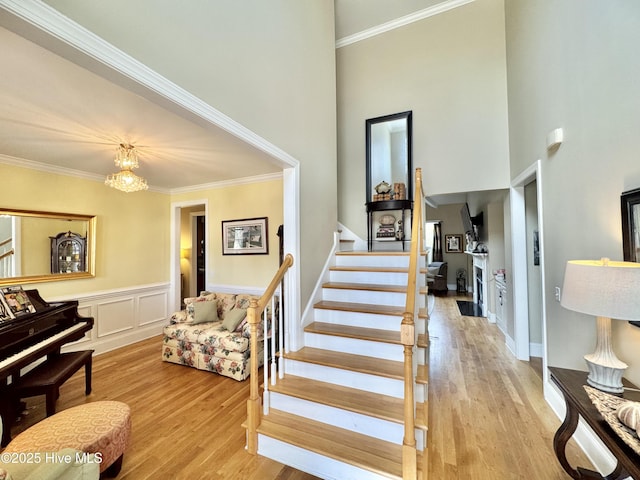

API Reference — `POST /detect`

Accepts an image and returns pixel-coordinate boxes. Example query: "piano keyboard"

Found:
[0,321,89,372]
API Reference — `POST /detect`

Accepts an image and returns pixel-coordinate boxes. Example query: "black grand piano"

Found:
[0,289,94,446]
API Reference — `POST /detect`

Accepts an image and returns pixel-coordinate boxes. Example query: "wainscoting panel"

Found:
[138,291,169,327]
[96,298,135,337]
[53,283,170,355]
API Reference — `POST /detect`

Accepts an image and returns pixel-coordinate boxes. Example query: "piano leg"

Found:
[0,383,15,447]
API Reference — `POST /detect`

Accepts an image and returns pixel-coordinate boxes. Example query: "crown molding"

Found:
[0,153,282,194]
[169,172,283,195]
[0,153,168,193]
[0,0,299,171]
[335,0,475,49]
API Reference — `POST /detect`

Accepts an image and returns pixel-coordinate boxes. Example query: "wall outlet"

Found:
[555,286,561,302]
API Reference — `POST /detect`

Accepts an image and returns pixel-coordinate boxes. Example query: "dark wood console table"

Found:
[549,367,640,480]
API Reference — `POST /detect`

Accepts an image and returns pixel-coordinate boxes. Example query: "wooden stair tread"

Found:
[314,301,428,321]
[314,300,404,316]
[330,265,428,274]
[305,322,401,344]
[417,364,428,385]
[270,375,428,429]
[336,251,411,256]
[257,409,404,478]
[323,281,408,293]
[283,347,404,379]
[335,251,426,257]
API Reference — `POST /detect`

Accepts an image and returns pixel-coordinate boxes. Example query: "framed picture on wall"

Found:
[222,217,268,255]
[445,234,463,253]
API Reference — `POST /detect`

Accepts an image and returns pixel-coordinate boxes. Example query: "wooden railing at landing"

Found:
[401,167,426,479]
[0,237,14,277]
[246,252,294,454]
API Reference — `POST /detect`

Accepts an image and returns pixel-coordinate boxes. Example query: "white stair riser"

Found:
[336,255,410,269]
[304,333,400,362]
[303,333,428,365]
[257,435,396,480]
[321,289,426,309]
[322,288,406,307]
[313,308,426,334]
[283,357,403,398]
[268,395,426,451]
[330,270,408,286]
[282,358,427,403]
[270,395,394,445]
[314,308,400,331]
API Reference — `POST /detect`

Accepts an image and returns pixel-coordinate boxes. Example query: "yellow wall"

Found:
[172,177,284,289]
[2,164,283,298]
[1,163,282,299]
[1,163,170,298]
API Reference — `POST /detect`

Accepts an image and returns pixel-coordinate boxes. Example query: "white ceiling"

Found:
[0,20,283,192]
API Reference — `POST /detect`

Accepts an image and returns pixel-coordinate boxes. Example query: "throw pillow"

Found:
[427,266,440,277]
[191,300,219,324]
[223,308,247,331]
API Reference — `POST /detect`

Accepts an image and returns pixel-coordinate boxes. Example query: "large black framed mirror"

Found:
[365,111,413,251]
[366,110,413,203]
[0,208,96,286]
[621,188,640,327]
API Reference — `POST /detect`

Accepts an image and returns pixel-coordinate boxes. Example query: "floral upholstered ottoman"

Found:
[161,292,265,381]
[3,401,131,477]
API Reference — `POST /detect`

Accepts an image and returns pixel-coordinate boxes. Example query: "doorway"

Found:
[172,200,208,308]
[511,160,547,374]
[193,214,206,297]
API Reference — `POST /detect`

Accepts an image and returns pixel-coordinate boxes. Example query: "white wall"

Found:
[44,0,338,313]
[337,0,510,239]
[505,1,640,383]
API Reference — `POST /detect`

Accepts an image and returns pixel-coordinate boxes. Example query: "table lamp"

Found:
[560,258,640,393]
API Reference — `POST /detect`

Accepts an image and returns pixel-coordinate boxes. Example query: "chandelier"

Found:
[105,144,148,193]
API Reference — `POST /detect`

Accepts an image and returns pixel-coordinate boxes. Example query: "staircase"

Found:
[252,250,429,480]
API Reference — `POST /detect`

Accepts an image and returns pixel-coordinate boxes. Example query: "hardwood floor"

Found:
[428,292,591,479]
[5,294,591,479]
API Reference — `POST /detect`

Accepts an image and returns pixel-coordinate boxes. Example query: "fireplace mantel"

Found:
[466,252,488,317]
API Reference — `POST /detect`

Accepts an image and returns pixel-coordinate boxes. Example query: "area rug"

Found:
[456,300,484,317]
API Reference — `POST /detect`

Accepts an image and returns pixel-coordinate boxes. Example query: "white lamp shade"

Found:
[561,259,640,321]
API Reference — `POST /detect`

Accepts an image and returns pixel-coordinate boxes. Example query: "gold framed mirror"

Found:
[0,209,96,286]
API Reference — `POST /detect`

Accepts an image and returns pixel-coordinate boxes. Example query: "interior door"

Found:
[196,215,205,295]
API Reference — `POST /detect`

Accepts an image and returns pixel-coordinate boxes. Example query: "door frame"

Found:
[510,160,548,369]
[170,200,208,311]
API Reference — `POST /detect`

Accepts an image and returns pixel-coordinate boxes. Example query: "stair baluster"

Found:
[246,253,294,454]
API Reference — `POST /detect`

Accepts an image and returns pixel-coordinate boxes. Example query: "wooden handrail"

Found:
[246,253,294,454]
[402,168,424,479]
[257,254,293,311]
[0,249,14,261]
[0,237,11,248]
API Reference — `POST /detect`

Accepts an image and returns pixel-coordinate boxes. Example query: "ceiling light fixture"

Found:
[105,144,148,193]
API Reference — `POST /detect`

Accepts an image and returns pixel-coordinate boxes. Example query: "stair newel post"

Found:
[246,298,261,454]
[401,311,418,479]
